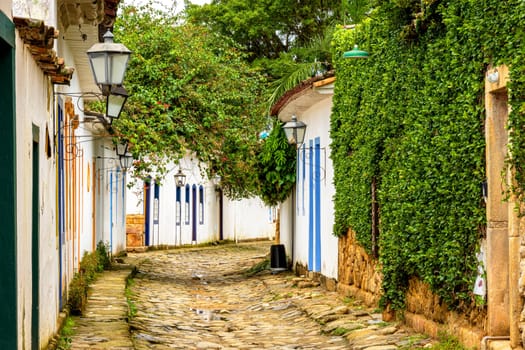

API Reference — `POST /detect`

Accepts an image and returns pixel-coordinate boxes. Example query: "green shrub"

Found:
[67,273,87,315]
[96,240,112,270]
[68,245,110,314]
[56,317,75,350]
[79,252,99,284]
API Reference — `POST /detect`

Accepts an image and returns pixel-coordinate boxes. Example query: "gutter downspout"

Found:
[481,336,510,350]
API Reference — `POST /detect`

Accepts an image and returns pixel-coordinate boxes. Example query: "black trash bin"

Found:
[270,244,287,272]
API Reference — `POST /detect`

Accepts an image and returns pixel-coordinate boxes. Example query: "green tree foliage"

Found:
[256,119,297,207]
[184,1,375,110]
[266,26,336,110]
[184,0,343,62]
[255,119,297,242]
[113,3,268,198]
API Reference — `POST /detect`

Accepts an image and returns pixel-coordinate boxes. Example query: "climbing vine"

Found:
[331,0,525,310]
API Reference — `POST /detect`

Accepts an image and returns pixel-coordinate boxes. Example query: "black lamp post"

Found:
[282,115,307,145]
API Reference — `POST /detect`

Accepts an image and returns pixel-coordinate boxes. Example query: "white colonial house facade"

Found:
[4,0,129,347]
[126,156,276,246]
[273,73,339,280]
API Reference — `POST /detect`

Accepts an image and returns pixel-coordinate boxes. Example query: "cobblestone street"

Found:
[124,241,433,350]
[68,241,436,349]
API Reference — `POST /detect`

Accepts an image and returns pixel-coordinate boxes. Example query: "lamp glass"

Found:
[116,142,128,156]
[212,174,221,186]
[87,52,108,86]
[110,55,130,86]
[106,87,128,119]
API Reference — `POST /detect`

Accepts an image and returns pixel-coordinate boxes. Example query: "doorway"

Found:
[308,138,322,272]
[32,128,40,350]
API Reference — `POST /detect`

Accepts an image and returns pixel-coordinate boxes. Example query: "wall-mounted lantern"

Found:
[116,142,133,171]
[174,169,186,187]
[282,115,307,145]
[87,30,132,96]
[119,153,134,171]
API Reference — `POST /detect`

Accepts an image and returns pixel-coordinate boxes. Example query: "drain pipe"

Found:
[480,336,510,350]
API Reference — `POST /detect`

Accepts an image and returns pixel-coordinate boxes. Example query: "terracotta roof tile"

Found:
[14,17,74,85]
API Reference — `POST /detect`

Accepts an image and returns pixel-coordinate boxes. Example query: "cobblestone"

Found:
[124,242,434,349]
[67,241,436,349]
[69,268,134,350]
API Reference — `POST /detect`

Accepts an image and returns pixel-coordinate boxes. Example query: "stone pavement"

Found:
[124,241,435,349]
[67,241,437,349]
[69,268,134,349]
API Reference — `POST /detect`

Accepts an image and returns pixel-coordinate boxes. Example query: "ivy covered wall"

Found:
[331,0,525,311]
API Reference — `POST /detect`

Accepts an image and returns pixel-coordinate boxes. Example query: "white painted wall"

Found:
[13,0,129,347]
[138,158,218,245]
[279,94,338,280]
[92,139,128,254]
[222,198,275,242]
[15,28,60,350]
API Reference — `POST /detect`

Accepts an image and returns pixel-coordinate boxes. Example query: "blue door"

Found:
[192,185,197,241]
[144,180,151,246]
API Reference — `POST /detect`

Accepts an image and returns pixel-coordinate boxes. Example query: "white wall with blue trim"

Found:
[126,156,275,246]
[279,87,338,280]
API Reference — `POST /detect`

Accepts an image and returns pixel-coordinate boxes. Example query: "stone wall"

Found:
[337,229,382,306]
[295,263,338,292]
[404,277,485,348]
[337,229,486,349]
[126,214,145,248]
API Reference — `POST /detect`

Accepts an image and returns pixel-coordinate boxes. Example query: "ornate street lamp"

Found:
[174,169,186,187]
[115,142,133,171]
[87,30,132,96]
[282,115,307,145]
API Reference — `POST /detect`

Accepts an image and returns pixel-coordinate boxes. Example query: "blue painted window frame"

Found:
[199,185,204,225]
[176,186,181,225]
[185,184,190,225]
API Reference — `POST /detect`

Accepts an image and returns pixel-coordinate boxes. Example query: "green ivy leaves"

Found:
[256,120,297,207]
[330,0,509,311]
